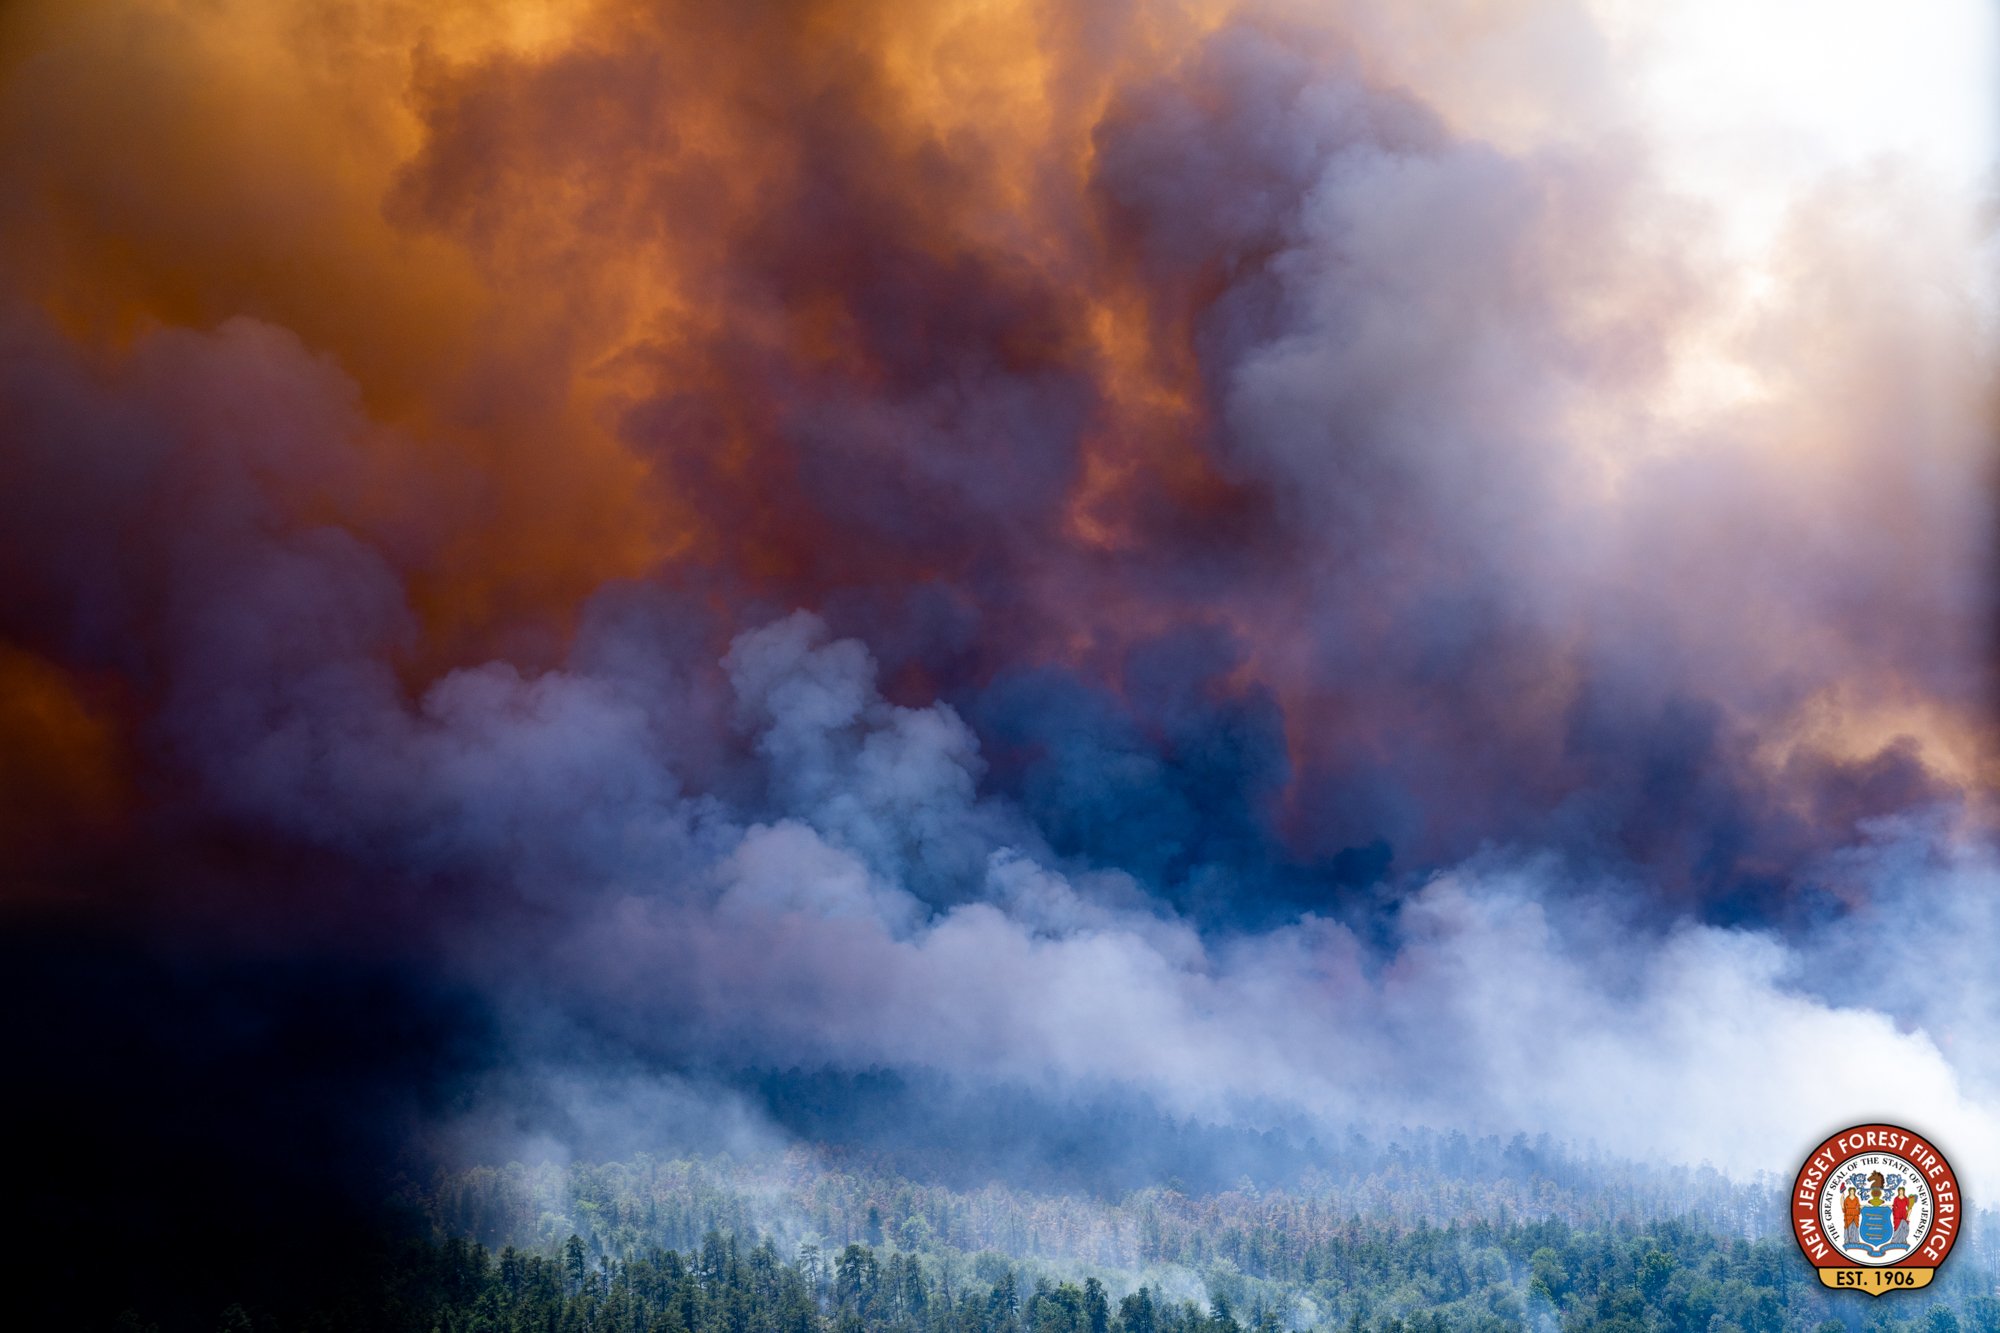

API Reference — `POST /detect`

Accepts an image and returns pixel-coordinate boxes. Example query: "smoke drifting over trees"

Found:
[0,2,1996,1308]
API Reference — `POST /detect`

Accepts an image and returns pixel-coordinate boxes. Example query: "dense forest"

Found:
[108,1208,1999,1333]
[96,1147,1999,1333]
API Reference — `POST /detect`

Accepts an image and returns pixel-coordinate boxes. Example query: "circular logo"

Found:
[1792,1123,1962,1296]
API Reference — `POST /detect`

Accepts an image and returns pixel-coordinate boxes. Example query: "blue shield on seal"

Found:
[1857,1205,1895,1252]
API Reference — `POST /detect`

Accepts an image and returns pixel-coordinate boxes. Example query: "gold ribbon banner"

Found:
[1818,1268,1934,1296]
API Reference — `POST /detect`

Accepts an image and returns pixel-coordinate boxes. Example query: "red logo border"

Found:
[1792,1122,1961,1272]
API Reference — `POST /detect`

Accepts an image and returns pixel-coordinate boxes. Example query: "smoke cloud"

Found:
[1,0,1995,1213]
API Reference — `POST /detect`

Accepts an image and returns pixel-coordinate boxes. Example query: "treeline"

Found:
[423,1138,1780,1275]
[125,1216,2000,1333]
[409,1149,2000,1333]
[85,1140,2000,1331]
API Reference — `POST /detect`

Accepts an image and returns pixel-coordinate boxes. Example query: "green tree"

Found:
[1083,1277,1109,1333]
[1120,1286,1158,1333]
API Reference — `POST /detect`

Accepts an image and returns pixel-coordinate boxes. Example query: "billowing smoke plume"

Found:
[1,0,1996,1209]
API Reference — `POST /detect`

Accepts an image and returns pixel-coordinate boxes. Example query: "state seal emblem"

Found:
[1792,1123,1962,1295]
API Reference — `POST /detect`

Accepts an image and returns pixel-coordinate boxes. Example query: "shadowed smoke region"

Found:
[0,0,1997,1319]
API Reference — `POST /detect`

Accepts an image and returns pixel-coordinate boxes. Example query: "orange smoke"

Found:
[0,0,1251,854]
[0,0,1992,885]
[0,646,126,888]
